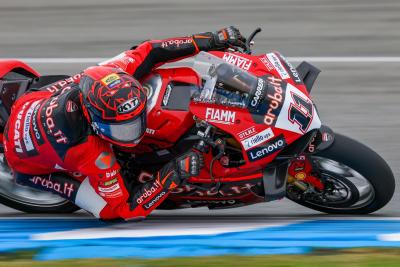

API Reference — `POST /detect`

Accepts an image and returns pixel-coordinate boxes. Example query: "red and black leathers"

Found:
[3,29,234,220]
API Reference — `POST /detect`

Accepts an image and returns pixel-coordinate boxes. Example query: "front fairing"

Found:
[189,52,322,169]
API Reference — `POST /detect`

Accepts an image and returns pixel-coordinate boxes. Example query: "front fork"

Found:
[262,125,335,201]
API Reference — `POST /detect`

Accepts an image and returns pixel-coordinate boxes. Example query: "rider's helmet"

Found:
[79,66,147,148]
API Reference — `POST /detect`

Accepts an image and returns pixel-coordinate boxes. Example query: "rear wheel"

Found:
[287,134,395,214]
[0,153,78,213]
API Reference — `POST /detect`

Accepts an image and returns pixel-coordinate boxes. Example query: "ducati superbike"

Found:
[0,28,395,214]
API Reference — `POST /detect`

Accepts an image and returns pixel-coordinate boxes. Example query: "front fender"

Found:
[305,125,335,154]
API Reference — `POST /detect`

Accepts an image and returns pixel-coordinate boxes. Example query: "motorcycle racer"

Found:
[3,26,246,220]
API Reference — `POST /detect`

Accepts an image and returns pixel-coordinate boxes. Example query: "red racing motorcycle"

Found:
[0,28,395,215]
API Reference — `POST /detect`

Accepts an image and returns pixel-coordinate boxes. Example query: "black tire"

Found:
[288,133,395,214]
[0,153,79,213]
[0,193,79,213]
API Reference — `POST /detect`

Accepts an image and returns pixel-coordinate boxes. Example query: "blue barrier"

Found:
[0,219,400,260]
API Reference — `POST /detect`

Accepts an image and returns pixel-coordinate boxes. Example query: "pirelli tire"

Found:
[288,133,395,214]
[0,153,79,213]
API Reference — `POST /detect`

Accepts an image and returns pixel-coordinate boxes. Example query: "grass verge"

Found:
[1,248,400,267]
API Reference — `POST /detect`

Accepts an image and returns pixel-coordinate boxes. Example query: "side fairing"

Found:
[211,51,322,135]
[275,83,321,135]
[189,51,323,169]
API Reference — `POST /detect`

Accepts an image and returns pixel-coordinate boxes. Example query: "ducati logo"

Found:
[66,100,79,113]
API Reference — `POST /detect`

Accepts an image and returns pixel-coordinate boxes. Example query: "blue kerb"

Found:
[0,219,399,260]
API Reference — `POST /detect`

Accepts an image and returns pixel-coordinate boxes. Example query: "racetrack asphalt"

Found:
[0,0,399,221]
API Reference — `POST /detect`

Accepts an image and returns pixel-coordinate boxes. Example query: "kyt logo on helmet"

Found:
[117,98,140,114]
[79,66,147,147]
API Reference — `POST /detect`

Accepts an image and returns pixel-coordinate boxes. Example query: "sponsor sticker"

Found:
[14,102,30,154]
[161,38,193,48]
[98,182,123,198]
[264,76,286,126]
[247,134,287,162]
[222,53,253,70]
[146,128,155,135]
[29,175,75,199]
[259,55,274,71]
[31,103,43,144]
[106,170,118,179]
[280,55,303,84]
[98,183,120,193]
[23,101,40,152]
[205,108,236,125]
[66,100,79,112]
[117,97,139,114]
[266,53,290,79]
[143,190,167,210]
[102,178,118,186]
[43,96,68,144]
[137,180,162,204]
[249,78,266,108]
[241,128,274,151]
[323,132,333,142]
[238,126,256,140]
[101,73,122,88]
[162,84,172,106]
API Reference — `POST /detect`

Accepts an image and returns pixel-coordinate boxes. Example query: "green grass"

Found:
[1,248,400,267]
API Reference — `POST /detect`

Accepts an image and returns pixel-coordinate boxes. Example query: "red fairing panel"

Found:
[130,67,201,152]
[0,60,40,78]
[187,50,321,174]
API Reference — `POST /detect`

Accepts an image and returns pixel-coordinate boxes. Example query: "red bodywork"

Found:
[131,51,320,208]
[0,52,320,209]
[0,59,40,78]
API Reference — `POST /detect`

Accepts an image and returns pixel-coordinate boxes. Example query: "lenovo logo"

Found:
[247,134,287,162]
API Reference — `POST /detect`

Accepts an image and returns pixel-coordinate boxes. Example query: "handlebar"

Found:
[243,27,262,55]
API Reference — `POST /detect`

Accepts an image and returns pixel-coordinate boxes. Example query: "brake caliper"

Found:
[288,155,324,191]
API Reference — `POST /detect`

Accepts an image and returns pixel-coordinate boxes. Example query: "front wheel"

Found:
[287,133,395,214]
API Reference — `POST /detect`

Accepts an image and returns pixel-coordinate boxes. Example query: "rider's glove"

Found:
[175,150,204,179]
[192,26,246,51]
[154,150,204,190]
[213,26,246,50]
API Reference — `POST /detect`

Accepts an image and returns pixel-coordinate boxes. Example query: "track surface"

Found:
[0,0,399,220]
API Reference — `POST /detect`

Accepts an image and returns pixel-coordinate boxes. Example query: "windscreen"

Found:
[192,52,259,101]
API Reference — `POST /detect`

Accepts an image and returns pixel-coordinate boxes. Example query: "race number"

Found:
[288,92,313,133]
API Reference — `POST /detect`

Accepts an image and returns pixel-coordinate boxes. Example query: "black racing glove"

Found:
[192,26,246,51]
[175,150,204,179]
[213,26,246,49]
[151,150,204,191]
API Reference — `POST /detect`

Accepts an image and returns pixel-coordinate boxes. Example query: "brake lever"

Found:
[244,27,262,55]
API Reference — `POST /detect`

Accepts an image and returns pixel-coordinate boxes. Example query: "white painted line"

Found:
[378,233,400,242]
[0,58,105,63]
[1,57,400,64]
[31,221,295,241]
[289,57,400,63]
